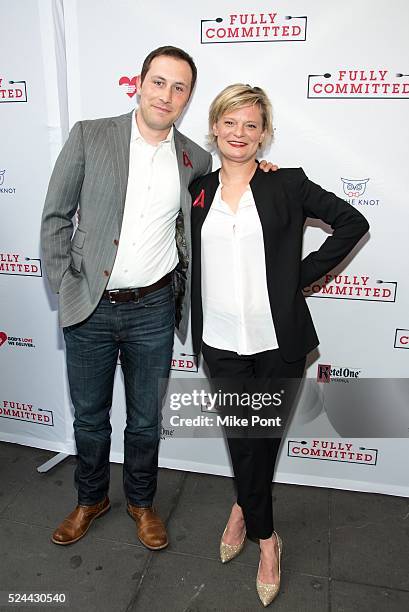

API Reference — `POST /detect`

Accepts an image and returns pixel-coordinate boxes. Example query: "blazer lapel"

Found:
[174,128,190,178]
[108,111,132,228]
[191,171,220,233]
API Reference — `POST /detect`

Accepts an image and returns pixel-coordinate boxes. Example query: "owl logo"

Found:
[341,177,369,198]
[0,170,5,186]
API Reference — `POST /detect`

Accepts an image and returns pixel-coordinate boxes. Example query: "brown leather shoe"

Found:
[127,504,168,550]
[51,497,110,545]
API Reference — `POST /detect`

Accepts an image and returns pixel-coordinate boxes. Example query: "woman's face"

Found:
[213,104,265,164]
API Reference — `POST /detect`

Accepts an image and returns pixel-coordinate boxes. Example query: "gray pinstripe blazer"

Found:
[40,110,212,341]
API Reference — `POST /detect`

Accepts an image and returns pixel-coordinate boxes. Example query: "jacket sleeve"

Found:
[40,121,85,293]
[297,168,370,288]
[204,154,213,175]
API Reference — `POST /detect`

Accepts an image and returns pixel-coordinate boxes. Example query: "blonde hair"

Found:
[208,83,273,149]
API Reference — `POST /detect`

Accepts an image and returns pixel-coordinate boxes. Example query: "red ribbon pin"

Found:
[183,151,193,168]
[192,189,205,208]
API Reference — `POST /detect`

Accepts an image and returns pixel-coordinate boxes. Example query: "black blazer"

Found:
[189,166,369,362]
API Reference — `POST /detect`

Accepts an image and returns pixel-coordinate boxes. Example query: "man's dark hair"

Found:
[140,46,197,94]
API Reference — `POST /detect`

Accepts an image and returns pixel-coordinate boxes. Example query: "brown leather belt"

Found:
[102,273,172,304]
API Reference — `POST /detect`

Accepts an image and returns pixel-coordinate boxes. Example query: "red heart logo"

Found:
[0,331,8,348]
[119,76,138,98]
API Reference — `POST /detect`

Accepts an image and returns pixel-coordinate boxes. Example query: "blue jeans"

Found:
[63,284,175,506]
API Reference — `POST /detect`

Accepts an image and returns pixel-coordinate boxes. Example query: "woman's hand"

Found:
[259,160,279,172]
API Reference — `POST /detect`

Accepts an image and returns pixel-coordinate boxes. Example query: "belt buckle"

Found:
[131,289,140,304]
[108,289,120,304]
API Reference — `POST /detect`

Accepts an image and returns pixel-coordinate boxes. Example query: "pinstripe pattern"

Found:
[41,110,212,336]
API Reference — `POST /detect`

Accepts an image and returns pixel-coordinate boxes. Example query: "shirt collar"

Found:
[132,109,175,151]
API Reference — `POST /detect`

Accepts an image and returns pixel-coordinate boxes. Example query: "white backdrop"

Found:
[1,0,408,497]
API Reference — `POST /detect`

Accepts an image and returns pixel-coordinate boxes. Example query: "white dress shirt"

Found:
[107,112,180,289]
[201,182,279,355]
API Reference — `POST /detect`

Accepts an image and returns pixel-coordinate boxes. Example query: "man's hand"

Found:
[259,160,279,172]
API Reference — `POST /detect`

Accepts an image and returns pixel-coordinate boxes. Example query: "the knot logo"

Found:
[341,178,369,198]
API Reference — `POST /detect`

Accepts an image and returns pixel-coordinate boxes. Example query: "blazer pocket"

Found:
[70,250,83,273]
[72,227,87,249]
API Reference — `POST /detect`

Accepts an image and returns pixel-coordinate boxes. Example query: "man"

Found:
[41,45,213,550]
[41,46,275,550]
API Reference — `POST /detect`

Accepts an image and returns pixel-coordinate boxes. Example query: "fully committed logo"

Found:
[317,363,361,383]
[0,400,53,426]
[308,69,409,99]
[118,75,139,98]
[200,11,307,44]
[0,253,42,277]
[0,331,35,349]
[288,439,378,465]
[0,76,28,103]
[171,353,198,373]
[0,170,16,195]
[394,329,409,349]
[303,274,397,303]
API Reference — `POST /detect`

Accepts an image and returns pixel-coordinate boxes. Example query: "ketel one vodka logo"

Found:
[317,363,361,383]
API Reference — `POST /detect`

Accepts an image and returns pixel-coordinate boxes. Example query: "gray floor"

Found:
[1,441,408,612]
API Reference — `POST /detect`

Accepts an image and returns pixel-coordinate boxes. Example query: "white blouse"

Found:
[201,181,279,355]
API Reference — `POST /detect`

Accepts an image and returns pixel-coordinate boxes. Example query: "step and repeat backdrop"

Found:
[1,0,408,496]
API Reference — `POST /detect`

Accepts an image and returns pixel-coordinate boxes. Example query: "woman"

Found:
[189,84,369,606]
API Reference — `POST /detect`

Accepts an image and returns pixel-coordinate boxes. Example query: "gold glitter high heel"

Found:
[256,531,282,607]
[220,525,246,563]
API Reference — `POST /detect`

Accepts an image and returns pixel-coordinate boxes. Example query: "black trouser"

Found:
[202,343,306,539]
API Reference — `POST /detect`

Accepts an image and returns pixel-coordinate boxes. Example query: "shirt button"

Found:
[113,239,119,246]
[103,270,110,277]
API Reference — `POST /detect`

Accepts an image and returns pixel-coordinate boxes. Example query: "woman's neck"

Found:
[220,158,258,185]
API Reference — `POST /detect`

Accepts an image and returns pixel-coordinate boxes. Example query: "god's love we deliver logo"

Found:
[0,331,35,350]
[308,69,409,99]
[200,10,307,44]
[118,75,140,99]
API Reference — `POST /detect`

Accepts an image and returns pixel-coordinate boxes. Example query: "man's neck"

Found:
[135,111,171,146]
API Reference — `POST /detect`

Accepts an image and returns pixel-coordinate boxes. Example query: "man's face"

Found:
[137,55,193,134]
